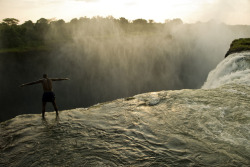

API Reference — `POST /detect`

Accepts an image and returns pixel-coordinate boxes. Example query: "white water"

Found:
[202,52,250,89]
[1,52,250,166]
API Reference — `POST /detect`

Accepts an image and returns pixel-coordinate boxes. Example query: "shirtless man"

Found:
[20,74,69,118]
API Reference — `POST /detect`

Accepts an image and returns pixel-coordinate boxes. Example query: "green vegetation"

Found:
[1,17,250,57]
[225,38,250,57]
[0,45,51,54]
[0,17,183,53]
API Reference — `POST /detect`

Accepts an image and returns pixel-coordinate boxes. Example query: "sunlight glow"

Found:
[57,0,206,23]
[0,0,249,25]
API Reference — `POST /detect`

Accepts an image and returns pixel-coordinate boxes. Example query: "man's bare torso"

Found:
[42,78,53,92]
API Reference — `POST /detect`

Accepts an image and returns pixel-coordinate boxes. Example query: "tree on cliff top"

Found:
[2,18,20,26]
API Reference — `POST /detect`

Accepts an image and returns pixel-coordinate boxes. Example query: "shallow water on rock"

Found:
[1,52,250,166]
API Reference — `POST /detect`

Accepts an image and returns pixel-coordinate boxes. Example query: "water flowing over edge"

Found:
[202,52,250,89]
[1,52,250,166]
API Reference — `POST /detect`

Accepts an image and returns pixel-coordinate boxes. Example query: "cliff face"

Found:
[225,38,250,57]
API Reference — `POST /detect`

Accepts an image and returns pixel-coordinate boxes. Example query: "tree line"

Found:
[0,16,183,50]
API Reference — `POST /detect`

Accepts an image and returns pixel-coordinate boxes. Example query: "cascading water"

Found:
[1,52,250,166]
[202,52,250,89]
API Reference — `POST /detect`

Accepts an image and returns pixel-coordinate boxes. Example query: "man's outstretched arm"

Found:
[51,78,70,81]
[19,80,43,87]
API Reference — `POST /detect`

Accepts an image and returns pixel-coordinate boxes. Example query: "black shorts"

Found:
[42,92,55,102]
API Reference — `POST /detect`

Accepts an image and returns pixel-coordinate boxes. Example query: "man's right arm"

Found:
[51,78,70,81]
[19,80,42,87]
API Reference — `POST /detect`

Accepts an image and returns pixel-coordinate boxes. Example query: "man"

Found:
[20,74,69,118]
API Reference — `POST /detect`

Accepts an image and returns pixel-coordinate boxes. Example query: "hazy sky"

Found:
[0,0,249,24]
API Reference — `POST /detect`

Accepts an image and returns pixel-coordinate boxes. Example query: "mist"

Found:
[1,18,250,122]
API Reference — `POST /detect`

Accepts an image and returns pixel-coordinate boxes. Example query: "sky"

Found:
[0,0,250,25]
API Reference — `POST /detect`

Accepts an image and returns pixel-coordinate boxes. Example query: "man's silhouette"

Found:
[20,74,69,118]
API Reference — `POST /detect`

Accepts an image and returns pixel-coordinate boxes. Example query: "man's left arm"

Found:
[51,78,70,81]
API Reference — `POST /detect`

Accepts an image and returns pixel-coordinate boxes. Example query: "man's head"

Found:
[43,74,48,78]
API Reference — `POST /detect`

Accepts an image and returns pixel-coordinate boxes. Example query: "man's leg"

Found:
[52,101,59,115]
[42,102,46,118]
